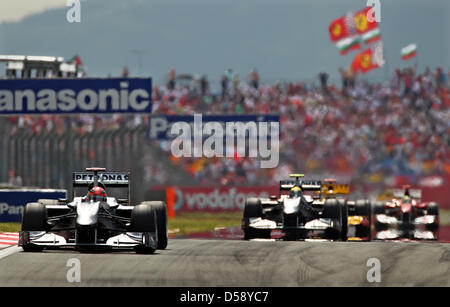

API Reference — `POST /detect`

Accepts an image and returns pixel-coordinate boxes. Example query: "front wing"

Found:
[19,231,157,250]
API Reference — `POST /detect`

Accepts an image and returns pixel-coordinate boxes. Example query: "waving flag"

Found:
[401,44,417,61]
[351,42,385,74]
[329,16,350,42]
[362,28,381,44]
[352,7,378,35]
[336,36,361,55]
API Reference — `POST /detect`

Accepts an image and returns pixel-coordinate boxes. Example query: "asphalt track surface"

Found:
[0,239,449,286]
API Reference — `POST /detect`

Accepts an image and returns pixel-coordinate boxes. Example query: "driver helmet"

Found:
[289,186,302,198]
[403,195,411,203]
[88,186,107,202]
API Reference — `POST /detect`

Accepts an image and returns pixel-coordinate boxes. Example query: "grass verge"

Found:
[0,223,20,233]
[0,212,243,235]
[168,212,242,236]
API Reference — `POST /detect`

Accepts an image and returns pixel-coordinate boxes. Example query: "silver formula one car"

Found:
[19,167,168,254]
[242,174,347,241]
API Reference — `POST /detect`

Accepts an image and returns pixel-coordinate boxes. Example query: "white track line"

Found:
[0,246,22,260]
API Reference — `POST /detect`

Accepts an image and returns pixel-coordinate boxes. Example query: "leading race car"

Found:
[19,167,168,254]
[373,185,439,240]
[242,174,347,241]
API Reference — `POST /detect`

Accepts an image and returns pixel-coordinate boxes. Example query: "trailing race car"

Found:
[320,179,371,241]
[242,174,347,241]
[19,167,168,254]
[373,185,439,240]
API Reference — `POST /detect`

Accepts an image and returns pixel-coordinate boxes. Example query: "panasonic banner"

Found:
[0,189,67,222]
[0,78,152,114]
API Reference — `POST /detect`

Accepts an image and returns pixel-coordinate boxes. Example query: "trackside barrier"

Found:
[150,186,279,213]
[0,189,67,222]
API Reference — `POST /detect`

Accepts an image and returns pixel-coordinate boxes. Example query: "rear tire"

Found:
[21,202,47,252]
[323,199,341,240]
[339,199,348,241]
[374,201,385,215]
[141,201,168,250]
[354,200,370,216]
[131,204,157,254]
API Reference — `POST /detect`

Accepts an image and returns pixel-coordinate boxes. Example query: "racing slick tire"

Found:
[338,199,348,241]
[243,198,263,218]
[426,202,439,233]
[243,198,271,240]
[323,199,341,240]
[374,201,385,215]
[427,202,439,216]
[354,199,370,216]
[141,201,168,250]
[354,199,371,239]
[21,202,47,252]
[130,204,157,254]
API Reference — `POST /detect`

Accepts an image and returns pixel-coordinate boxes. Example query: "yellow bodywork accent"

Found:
[321,184,350,195]
[348,215,364,226]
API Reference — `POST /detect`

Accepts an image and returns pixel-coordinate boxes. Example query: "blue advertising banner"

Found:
[0,78,152,114]
[148,114,280,140]
[0,189,67,222]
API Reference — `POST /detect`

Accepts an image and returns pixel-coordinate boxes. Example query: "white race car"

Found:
[19,167,168,254]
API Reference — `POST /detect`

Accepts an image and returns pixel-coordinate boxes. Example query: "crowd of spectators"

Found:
[6,66,450,187]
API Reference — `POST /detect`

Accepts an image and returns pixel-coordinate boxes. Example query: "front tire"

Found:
[243,198,270,239]
[21,202,47,252]
[141,201,168,250]
[131,204,157,254]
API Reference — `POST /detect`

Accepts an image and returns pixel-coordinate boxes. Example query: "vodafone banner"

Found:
[172,186,278,212]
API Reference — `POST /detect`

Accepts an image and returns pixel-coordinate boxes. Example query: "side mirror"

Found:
[117,199,129,205]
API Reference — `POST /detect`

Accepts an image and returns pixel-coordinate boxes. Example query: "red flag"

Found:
[351,43,385,74]
[353,7,378,35]
[329,16,349,42]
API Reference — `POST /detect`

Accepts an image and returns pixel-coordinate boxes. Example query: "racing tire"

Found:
[427,202,439,216]
[130,204,157,254]
[425,202,439,233]
[338,199,348,242]
[243,198,263,218]
[323,199,341,240]
[141,201,168,250]
[354,200,370,216]
[323,199,340,219]
[374,201,385,215]
[21,202,47,252]
[243,198,270,240]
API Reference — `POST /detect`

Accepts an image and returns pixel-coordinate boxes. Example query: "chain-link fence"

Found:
[0,117,190,205]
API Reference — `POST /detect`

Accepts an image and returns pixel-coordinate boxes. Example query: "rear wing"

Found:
[73,172,130,187]
[279,180,322,191]
[321,184,350,195]
[393,188,421,199]
[72,171,130,204]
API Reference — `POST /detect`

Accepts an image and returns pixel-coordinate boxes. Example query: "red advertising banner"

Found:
[172,186,278,212]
